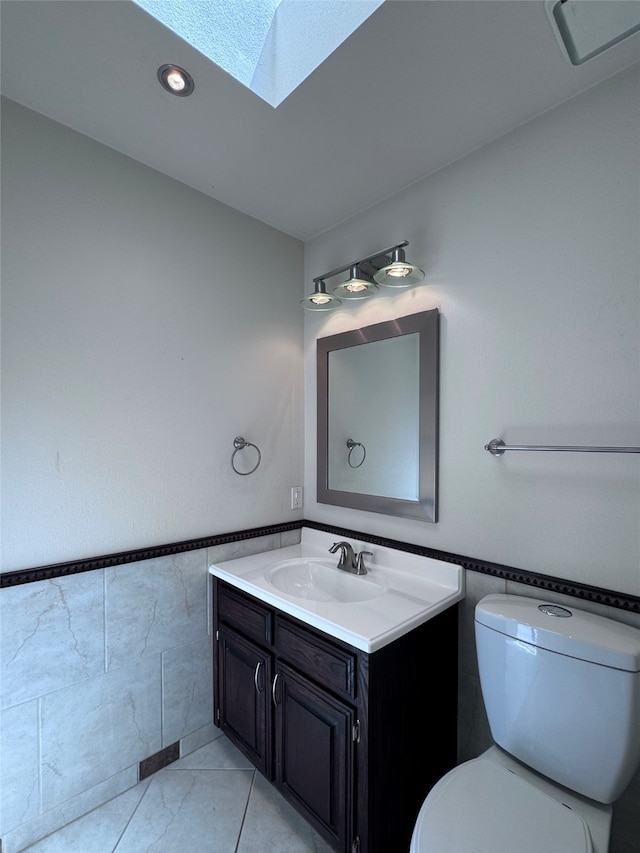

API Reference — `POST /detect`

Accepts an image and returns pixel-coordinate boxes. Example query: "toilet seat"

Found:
[410,755,593,853]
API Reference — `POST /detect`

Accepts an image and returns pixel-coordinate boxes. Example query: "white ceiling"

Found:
[2,0,639,241]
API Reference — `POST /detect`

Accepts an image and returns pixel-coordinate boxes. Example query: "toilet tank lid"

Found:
[475,594,640,672]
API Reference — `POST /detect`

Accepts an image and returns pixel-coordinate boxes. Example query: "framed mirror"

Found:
[317,309,439,521]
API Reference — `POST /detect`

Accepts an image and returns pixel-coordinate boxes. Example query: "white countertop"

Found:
[209,528,465,652]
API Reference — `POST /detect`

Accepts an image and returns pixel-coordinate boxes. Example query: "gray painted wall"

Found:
[1,97,304,573]
[304,65,640,597]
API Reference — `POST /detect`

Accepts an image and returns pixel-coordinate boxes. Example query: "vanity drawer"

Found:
[275,617,356,701]
[217,583,273,647]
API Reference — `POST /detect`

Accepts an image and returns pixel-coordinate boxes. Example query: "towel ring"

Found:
[231,436,261,476]
[346,438,366,468]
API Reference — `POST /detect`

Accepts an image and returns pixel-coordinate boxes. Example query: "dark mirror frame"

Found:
[317,309,439,521]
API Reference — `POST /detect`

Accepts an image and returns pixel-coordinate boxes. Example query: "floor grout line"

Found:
[111,778,152,852]
[234,770,257,853]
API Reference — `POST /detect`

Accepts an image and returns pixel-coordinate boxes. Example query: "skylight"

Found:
[134,0,384,107]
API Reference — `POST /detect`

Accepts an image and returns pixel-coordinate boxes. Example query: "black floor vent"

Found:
[139,742,180,780]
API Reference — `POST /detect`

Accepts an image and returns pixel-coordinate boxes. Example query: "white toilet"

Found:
[410,593,640,853]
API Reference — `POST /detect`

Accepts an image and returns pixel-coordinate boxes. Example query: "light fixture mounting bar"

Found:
[313,240,409,285]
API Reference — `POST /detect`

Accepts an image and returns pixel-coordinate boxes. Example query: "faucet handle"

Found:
[355,551,372,575]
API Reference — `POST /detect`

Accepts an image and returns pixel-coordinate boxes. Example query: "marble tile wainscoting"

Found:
[3,521,640,853]
[0,530,301,853]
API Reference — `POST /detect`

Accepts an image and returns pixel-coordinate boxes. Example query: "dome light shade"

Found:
[373,247,424,287]
[332,265,378,300]
[301,280,342,311]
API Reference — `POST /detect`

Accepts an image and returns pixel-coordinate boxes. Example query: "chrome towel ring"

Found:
[347,438,366,468]
[231,436,261,475]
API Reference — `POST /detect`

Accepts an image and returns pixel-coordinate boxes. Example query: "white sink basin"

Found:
[209,528,465,652]
[265,557,387,603]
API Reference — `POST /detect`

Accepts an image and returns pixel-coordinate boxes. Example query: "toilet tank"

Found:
[475,593,640,803]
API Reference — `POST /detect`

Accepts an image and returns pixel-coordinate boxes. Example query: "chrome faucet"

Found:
[328,542,372,575]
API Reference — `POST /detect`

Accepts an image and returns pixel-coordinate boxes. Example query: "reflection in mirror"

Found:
[317,310,439,521]
[328,334,420,499]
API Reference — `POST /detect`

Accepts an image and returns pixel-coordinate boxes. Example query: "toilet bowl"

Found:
[410,594,640,853]
[410,746,612,853]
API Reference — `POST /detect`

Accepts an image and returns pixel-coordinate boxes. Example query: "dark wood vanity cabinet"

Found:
[217,625,272,776]
[274,661,354,848]
[213,578,458,853]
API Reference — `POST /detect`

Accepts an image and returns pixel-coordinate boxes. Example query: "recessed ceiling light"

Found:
[157,64,194,96]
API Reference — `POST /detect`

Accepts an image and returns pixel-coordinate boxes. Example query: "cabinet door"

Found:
[273,662,354,852]
[217,625,272,777]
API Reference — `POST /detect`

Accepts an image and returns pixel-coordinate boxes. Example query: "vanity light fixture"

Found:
[300,279,342,311]
[157,64,195,96]
[373,246,425,287]
[332,264,379,300]
[302,240,424,311]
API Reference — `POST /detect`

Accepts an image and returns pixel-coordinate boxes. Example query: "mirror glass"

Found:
[317,309,439,521]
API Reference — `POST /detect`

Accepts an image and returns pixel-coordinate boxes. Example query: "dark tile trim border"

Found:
[303,519,640,616]
[0,521,303,588]
[2,517,638,616]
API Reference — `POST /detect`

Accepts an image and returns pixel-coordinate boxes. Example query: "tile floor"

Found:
[23,732,334,853]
